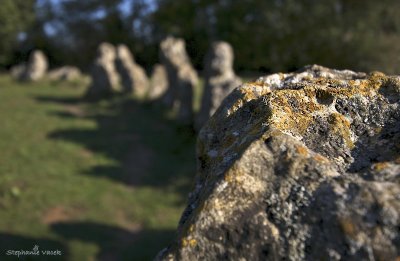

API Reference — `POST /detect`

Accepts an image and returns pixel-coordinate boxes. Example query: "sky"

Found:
[37,0,157,35]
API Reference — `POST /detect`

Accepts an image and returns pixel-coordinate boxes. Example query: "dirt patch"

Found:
[64,104,86,117]
[114,209,142,232]
[42,205,84,224]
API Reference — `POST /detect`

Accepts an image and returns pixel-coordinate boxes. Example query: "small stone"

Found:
[48,66,82,81]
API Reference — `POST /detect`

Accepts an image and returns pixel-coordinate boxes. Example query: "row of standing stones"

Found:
[84,37,242,130]
[10,50,82,82]
[156,65,400,260]
[8,37,241,131]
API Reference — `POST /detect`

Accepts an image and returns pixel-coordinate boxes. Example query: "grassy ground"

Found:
[0,75,197,260]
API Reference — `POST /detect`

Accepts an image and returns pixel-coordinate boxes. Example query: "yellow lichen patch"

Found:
[373,162,389,171]
[227,98,244,116]
[189,224,195,233]
[181,238,188,247]
[246,81,266,87]
[238,85,258,101]
[295,145,309,157]
[339,218,358,239]
[313,154,330,163]
[328,113,354,149]
[240,84,271,101]
[327,72,387,98]
[224,167,245,185]
[182,238,197,248]
[189,239,197,247]
[266,88,323,135]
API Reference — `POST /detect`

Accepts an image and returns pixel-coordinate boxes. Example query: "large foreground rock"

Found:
[196,41,242,130]
[160,37,198,123]
[156,65,400,260]
[85,43,120,99]
[115,44,149,97]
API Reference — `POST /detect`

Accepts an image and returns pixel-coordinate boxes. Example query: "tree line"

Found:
[2,0,400,74]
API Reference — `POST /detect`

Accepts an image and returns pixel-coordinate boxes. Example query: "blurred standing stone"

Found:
[148,64,168,100]
[85,43,120,99]
[115,44,149,97]
[160,36,198,123]
[196,41,242,130]
[48,66,82,81]
[10,63,27,80]
[25,50,48,81]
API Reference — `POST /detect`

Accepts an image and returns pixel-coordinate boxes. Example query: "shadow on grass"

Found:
[34,94,197,202]
[34,96,82,105]
[31,94,197,259]
[51,221,174,260]
[0,233,68,260]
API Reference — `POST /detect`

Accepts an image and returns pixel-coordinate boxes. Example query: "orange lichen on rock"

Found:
[265,88,323,135]
[313,154,330,163]
[339,218,358,239]
[224,167,245,184]
[182,238,197,248]
[373,162,389,171]
[295,145,309,157]
[328,113,354,149]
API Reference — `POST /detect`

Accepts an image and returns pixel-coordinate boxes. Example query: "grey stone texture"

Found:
[85,42,120,99]
[196,41,242,130]
[156,65,400,261]
[148,64,168,100]
[160,36,199,123]
[115,44,149,97]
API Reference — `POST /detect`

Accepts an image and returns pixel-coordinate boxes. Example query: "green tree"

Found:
[0,0,35,66]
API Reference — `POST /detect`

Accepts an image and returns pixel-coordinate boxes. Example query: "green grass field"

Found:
[0,75,198,260]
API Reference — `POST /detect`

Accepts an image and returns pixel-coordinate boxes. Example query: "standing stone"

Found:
[48,66,82,81]
[156,65,400,261]
[148,64,168,100]
[21,50,48,81]
[85,43,120,99]
[10,63,27,80]
[196,41,242,130]
[115,44,149,97]
[160,36,199,123]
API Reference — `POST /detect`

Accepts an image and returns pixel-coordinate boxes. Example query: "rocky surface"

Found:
[148,64,168,100]
[48,66,82,81]
[115,44,149,97]
[196,41,242,130]
[160,36,198,123]
[85,42,120,99]
[156,65,400,260]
